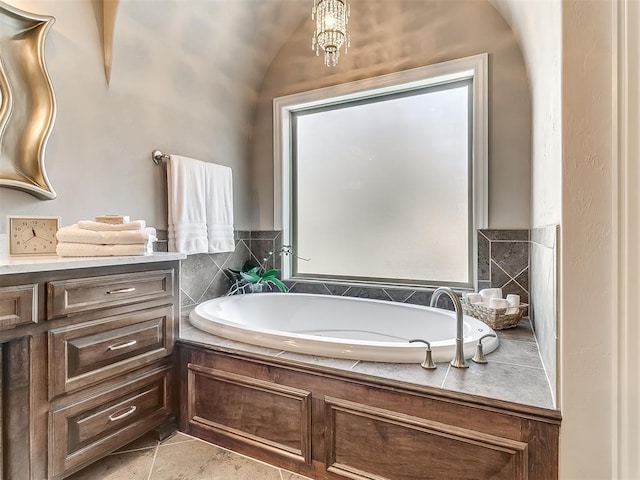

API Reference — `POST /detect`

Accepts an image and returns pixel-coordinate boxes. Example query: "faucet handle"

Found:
[472,333,497,364]
[409,339,437,370]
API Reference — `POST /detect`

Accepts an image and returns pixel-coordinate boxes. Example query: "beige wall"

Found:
[616,2,640,475]
[561,1,615,478]
[0,0,307,232]
[490,0,561,228]
[250,0,531,230]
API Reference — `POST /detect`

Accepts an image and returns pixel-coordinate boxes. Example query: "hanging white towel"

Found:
[204,162,235,253]
[167,154,235,254]
[167,155,209,254]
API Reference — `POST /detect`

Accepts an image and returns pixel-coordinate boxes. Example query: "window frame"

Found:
[273,53,488,289]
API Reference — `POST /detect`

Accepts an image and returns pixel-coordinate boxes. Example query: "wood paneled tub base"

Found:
[178,343,560,480]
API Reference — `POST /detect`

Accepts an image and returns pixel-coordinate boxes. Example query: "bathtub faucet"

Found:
[430,287,468,369]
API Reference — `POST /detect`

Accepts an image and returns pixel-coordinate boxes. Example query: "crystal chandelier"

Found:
[311,0,350,67]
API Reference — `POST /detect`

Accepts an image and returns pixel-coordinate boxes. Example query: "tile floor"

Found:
[66,432,311,480]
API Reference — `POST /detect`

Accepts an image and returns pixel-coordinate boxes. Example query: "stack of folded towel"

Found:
[56,216,157,257]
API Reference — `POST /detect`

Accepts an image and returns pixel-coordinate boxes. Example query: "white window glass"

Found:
[293,82,471,285]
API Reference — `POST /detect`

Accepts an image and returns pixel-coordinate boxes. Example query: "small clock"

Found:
[7,215,60,256]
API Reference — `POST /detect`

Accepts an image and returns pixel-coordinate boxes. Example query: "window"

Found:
[274,54,488,289]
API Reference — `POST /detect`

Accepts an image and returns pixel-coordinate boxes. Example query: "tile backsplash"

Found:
[478,229,530,306]
[175,229,532,312]
[176,231,282,309]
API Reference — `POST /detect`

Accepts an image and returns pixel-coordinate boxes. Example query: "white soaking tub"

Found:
[188,293,499,363]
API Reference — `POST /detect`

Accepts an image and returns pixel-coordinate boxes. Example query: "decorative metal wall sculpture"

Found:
[0,1,56,200]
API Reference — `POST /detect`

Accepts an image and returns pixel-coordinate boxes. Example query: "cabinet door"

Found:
[49,305,175,398]
[0,335,48,480]
[0,284,37,331]
[49,364,173,479]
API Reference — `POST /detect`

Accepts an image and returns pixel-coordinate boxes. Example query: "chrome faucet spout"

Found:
[430,287,468,368]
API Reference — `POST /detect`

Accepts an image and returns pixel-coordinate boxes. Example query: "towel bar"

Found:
[152,150,170,165]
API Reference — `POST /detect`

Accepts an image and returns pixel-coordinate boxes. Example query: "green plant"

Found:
[225,260,288,295]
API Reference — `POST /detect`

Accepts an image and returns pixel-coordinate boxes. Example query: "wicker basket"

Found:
[461,297,528,330]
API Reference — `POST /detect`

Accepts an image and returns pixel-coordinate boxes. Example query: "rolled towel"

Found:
[78,220,146,231]
[464,293,483,304]
[56,242,153,257]
[57,224,156,245]
[489,298,510,310]
[506,294,520,314]
[479,288,502,304]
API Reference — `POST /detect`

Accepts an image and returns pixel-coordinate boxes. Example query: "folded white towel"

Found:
[78,220,146,231]
[56,242,153,257]
[167,154,235,254]
[57,224,156,245]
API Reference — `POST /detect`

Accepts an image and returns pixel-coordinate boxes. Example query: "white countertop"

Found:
[0,252,186,275]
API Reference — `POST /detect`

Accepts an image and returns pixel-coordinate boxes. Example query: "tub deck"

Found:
[179,311,554,410]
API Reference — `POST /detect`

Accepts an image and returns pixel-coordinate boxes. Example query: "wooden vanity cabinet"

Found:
[0,260,180,480]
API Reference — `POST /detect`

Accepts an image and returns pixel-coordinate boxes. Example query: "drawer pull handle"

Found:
[108,405,137,422]
[107,287,136,294]
[107,340,138,351]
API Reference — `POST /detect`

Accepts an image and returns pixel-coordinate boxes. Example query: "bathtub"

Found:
[189,293,499,363]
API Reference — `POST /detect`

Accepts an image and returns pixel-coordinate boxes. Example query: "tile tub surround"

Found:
[177,230,283,309]
[530,225,559,405]
[176,229,532,312]
[179,312,554,410]
[250,230,530,310]
[477,229,530,305]
[66,432,311,480]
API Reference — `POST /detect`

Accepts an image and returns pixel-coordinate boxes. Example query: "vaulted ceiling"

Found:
[104,0,558,96]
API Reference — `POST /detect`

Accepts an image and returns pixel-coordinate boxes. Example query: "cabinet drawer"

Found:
[47,269,174,319]
[49,305,175,397]
[49,364,172,478]
[0,283,37,332]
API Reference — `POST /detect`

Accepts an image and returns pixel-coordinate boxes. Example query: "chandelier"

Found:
[311,0,350,67]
